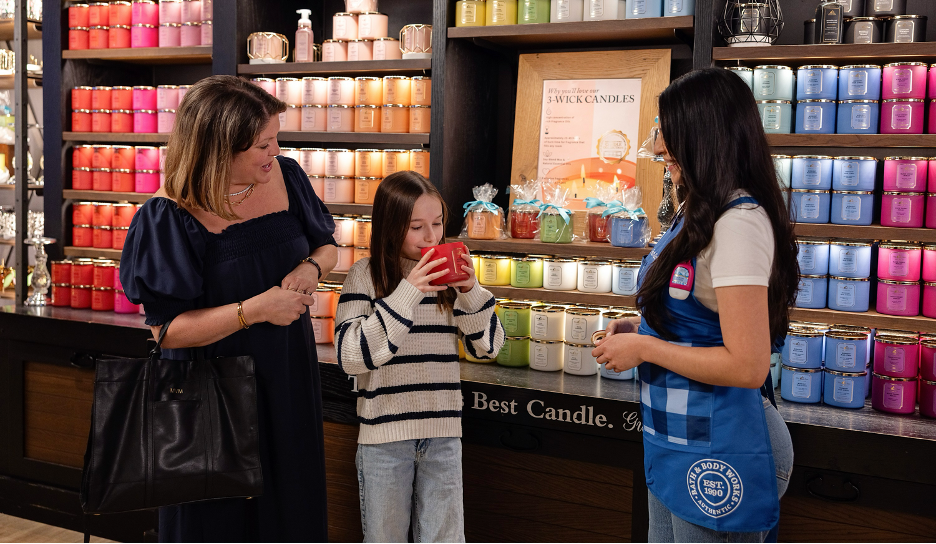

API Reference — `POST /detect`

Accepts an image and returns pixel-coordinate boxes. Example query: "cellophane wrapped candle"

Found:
[538,185,573,244]
[584,182,622,243]
[509,178,541,239]
[462,183,505,240]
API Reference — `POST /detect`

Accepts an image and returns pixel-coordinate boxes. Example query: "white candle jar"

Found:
[532,304,565,341]
[612,260,642,296]
[324,176,355,203]
[302,77,329,105]
[333,13,359,41]
[600,310,625,331]
[564,342,599,376]
[552,0,585,22]
[327,77,356,106]
[565,307,602,344]
[325,148,355,176]
[543,257,578,291]
[577,260,613,293]
[332,216,356,245]
[585,0,619,20]
[531,339,565,372]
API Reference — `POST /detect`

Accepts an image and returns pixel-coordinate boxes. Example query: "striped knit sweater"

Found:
[335,257,505,445]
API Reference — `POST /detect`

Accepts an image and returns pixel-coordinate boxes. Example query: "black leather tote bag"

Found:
[80,317,263,514]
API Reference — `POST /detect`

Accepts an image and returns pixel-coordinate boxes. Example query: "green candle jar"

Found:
[496,301,533,336]
[540,212,573,243]
[497,336,531,367]
[518,0,550,23]
[510,256,544,288]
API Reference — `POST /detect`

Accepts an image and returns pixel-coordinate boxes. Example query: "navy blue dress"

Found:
[120,157,336,542]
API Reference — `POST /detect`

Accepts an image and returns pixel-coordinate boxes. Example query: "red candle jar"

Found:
[883,62,928,100]
[113,203,137,227]
[93,260,116,288]
[69,28,90,50]
[112,169,134,192]
[135,146,159,170]
[91,110,111,133]
[420,242,470,286]
[92,145,113,169]
[72,110,93,131]
[88,26,109,49]
[133,110,157,133]
[93,202,114,226]
[50,260,73,284]
[111,145,135,170]
[111,86,133,110]
[135,170,160,192]
[920,338,936,382]
[69,3,90,27]
[92,287,115,311]
[71,285,93,309]
[873,334,920,378]
[73,201,95,225]
[93,226,114,249]
[881,99,925,134]
[71,259,95,285]
[924,244,936,282]
[91,168,113,191]
[131,24,158,47]
[73,225,94,247]
[588,212,612,243]
[923,282,936,319]
[112,226,130,250]
[509,210,539,239]
[111,110,134,132]
[881,191,925,227]
[72,86,93,110]
[877,242,922,281]
[927,194,936,229]
[91,86,112,109]
[73,144,94,168]
[132,86,157,110]
[73,168,93,189]
[872,373,918,415]
[131,0,159,25]
[89,2,110,25]
[50,284,72,307]
[876,279,921,317]
[883,156,928,192]
[921,379,936,418]
[114,290,140,314]
[109,25,131,48]
[109,1,132,26]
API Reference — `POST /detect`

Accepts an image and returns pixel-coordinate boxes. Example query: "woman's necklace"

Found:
[227,184,253,197]
[226,183,255,207]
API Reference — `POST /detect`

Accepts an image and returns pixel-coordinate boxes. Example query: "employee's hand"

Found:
[592,332,645,373]
[604,318,639,336]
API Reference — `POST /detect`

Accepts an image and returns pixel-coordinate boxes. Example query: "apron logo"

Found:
[687,459,743,518]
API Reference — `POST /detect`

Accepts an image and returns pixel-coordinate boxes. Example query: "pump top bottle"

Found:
[295,9,314,62]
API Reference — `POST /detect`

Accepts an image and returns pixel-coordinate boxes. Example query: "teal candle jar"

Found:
[497,336,531,367]
[540,212,573,243]
[518,0,550,23]
[511,256,544,288]
[496,302,533,336]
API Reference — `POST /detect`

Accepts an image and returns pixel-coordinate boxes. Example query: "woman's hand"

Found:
[406,248,449,293]
[604,318,639,336]
[592,332,646,373]
[281,261,320,295]
[447,252,477,293]
[244,286,317,327]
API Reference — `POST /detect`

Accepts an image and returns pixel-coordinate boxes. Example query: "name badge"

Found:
[669,262,694,300]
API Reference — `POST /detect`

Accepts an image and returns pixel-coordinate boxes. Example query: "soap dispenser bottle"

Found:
[295,9,314,62]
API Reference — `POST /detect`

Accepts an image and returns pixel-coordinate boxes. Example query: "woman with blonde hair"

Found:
[120,75,338,542]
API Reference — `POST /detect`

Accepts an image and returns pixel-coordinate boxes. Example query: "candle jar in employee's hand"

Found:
[421,242,471,286]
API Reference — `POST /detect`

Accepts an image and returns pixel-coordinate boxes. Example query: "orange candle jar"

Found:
[355,76,383,106]
[381,105,409,133]
[89,26,109,49]
[73,144,95,168]
[93,202,115,226]
[73,201,95,226]
[354,105,380,132]
[92,287,115,311]
[468,210,502,240]
[310,317,336,344]
[91,86,112,109]
[354,177,381,204]
[355,216,372,247]
[411,76,431,106]
[92,145,114,168]
[72,110,93,132]
[327,105,354,132]
[51,284,72,307]
[383,149,411,176]
[409,105,430,133]
[410,149,430,177]
[353,247,371,263]
[334,245,354,272]
[93,259,116,288]
[355,149,383,177]
[73,226,94,247]
[113,203,137,227]
[73,168,93,189]
[93,226,114,248]
[112,226,129,249]
[309,289,337,317]
[382,76,412,106]
[71,285,93,309]
[111,86,133,109]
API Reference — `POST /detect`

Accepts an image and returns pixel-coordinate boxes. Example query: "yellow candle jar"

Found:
[486,0,518,25]
[479,255,511,285]
[455,0,486,27]
[471,253,481,273]
[467,210,501,239]
[510,256,544,288]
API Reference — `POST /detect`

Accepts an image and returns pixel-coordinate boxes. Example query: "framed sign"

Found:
[511,50,671,235]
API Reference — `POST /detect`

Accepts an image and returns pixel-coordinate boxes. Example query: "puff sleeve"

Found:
[281,157,337,250]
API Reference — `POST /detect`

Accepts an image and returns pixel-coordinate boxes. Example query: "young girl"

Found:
[335,171,505,543]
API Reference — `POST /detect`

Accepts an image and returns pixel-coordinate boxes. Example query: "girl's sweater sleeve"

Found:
[454,281,505,360]
[334,261,425,376]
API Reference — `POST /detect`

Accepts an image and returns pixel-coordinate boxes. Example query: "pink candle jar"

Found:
[923,281,936,318]
[69,27,90,50]
[883,156,928,192]
[930,64,936,99]
[923,245,936,282]
[347,39,373,61]
[302,77,329,106]
[381,104,409,133]
[251,78,276,96]
[157,85,180,109]
[114,290,141,313]
[309,176,324,199]
[180,22,201,46]
[921,379,936,419]
[280,104,301,131]
[929,101,936,134]
[133,110,157,133]
[72,110,93,132]
[111,86,132,109]
[200,20,212,45]
[358,12,389,39]
[89,26,109,49]
[178,85,191,102]
[135,169,160,192]
[301,105,327,131]
[881,99,926,134]
[927,194,936,228]
[181,0,202,22]
[72,86,94,110]
[322,39,348,62]
[131,0,159,25]
[878,242,922,281]
[327,76,356,106]
[333,13,359,41]
[325,149,355,177]
[920,338,936,382]
[110,110,134,132]
[883,62,928,100]
[881,191,925,227]
[323,176,354,203]
[157,109,176,133]
[131,24,158,47]
[91,110,111,132]
[109,25,131,48]
[372,37,402,60]
[135,146,159,170]
[276,77,302,104]
[70,4,90,27]
[109,1,132,26]
[159,0,181,23]
[874,335,920,378]
[872,374,918,414]
[327,105,354,132]
[876,279,922,317]
[159,23,181,46]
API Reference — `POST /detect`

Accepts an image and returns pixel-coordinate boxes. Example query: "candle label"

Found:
[836,282,856,308]
[837,343,857,369]
[382,108,393,130]
[800,194,820,219]
[360,108,375,129]
[833,378,854,403]
[848,71,868,95]
[840,161,859,185]
[841,195,861,221]
[567,348,582,371]
[819,5,843,43]
[839,248,857,273]
[309,294,319,313]
[887,286,907,313]
[523,1,538,20]
[799,246,815,271]
[884,383,903,410]
[386,154,398,172]
[503,310,518,334]
[360,16,371,36]
[415,81,427,102]
[893,69,913,94]
[668,0,683,13]
[533,314,548,337]
[891,198,912,223]
[498,342,511,361]
[328,110,344,130]
[583,268,598,289]
[335,16,347,37]
[803,71,822,95]
[358,155,372,175]
[632,0,646,15]
[891,105,914,130]
[278,110,287,128]
[356,181,369,202]
[763,105,782,130]
[413,153,427,172]
[348,45,359,61]
[589,0,603,17]
[618,268,638,292]
[302,108,320,130]
[311,320,322,340]
[570,318,587,341]
[323,46,335,62]
[533,345,548,368]
[875,0,894,10]
[803,161,822,185]
[895,21,915,43]
[412,112,424,132]
[792,374,812,398]
[854,22,874,43]
[558,0,570,19]
[797,279,813,304]
[789,339,808,363]
[462,3,477,23]
[516,262,531,284]
[759,72,776,97]
[804,106,823,131]
[483,261,497,282]
[850,106,871,130]
[492,1,507,22]
[547,264,563,287]
[896,163,918,188]
[890,253,910,277]
[325,181,337,201]
[472,214,489,238]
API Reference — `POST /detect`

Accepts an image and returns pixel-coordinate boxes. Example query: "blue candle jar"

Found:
[795,274,829,309]
[600,363,635,380]
[664,0,694,16]
[782,327,825,369]
[792,155,833,190]
[609,214,649,248]
[837,100,881,134]
[828,275,871,312]
[838,65,883,100]
[831,190,874,225]
[773,155,792,188]
[612,260,641,296]
[797,65,839,100]
[753,65,795,101]
[829,240,873,278]
[725,67,754,90]
[781,364,822,403]
[797,238,831,275]
[796,99,837,134]
[757,100,792,133]
[626,0,662,18]
[832,156,878,191]
[825,330,870,371]
[790,189,831,224]
[823,369,868,408]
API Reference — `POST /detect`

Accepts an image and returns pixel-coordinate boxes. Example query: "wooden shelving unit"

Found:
[277,132,430,145]
[62,190,150,204]
[62,45,212,64]
[325,271,347,283]
[64,246,121,260]
[714,42,936,65]
[238,59,432,77]
[326,203,372,216]
[486,285,635,307]
[447,16,695,47]
[795,224,936,243]
[458,238,651,259]
[62,132,169,144]
[767,134,936,149]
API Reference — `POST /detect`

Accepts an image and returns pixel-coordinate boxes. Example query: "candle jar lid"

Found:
[532,338,563,345]
[884,191,925,195]
[323,38,347,44]
[799,274,828,279]
[726,66,753,72]
[830,275,869,281]
[826,331,870,340]
[757,100,791,104]
[566,307,600,316]
[511,256,543,262]
[565,342,594,348]
[798,99,835,103]
[384,75,411,80]
[356,76,381,81]
[579,259,612,266]
[884,61,928,67]
[505,336,529,341]
[830,240,874,247]
[787,328,824,338]
[800,64,838,69]
[883,98,925,103]
[825,368,867,378]
[879,241,922,249]
[532,305,565,313]
[889,15,927,20]
[841,64,882,69]
[544,257,577,263]
[482,255,511,260]
[797,237,830,245]
[872,372,917,382]
[833,190,873,195]
[755,65,793,70]
[591,331,607,344]
[836,156,877,161]
[499,301,533,310]
[885,156,931,161]
[877,278,921,285]
[781,363,822,373]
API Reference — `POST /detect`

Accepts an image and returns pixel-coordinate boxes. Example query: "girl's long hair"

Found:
[636,68,799,343]
[370,171,456,311]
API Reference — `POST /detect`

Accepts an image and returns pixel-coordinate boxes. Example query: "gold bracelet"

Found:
[237,301,250,329]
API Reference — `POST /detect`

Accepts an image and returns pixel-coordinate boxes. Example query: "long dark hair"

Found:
[636,68,799,343]
[370,171,456,311]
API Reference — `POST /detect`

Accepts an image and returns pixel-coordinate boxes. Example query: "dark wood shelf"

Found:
[62,190,150,203]
[767,134,936,148]
[485,285,635,308]
[794,223,936,243]
[325,271,347,283]
[0,183,44,191]
[714,42,936,65]
[791,308,936,333]
[456,238,651,260]
[326,203,372,216]
[238,59,431,77]
[63,132,169,143]
[62,45,212,64]
[447,16,694,47]
[64,246,122,260]
[0,20,42,40]
[277,132,430,145]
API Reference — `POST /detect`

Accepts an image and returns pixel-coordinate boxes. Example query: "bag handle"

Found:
[149,316,177,359]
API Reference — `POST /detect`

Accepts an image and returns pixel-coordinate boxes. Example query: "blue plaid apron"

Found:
[636,197,780,533]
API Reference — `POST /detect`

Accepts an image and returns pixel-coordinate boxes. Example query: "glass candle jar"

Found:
[358,12,388,39]
[872,373,918,414]
[347,39,374,61]
[479,255,511,285]
[924,244,936,282]
[612,260,642,296]
[795,274,829,309]
[381,105,409,133]
[829,240,872,278]
[790,190,831,224]
[828,276,871,312]
[883,156,927,192]
[797,65,840,101]
[511,256,544,288]
[757,100,792,133]
[587,211,612,242]
[310,317,336,344]
[883,62,927,100]
[563,342,598,376]
[327,77,356,107]
[836,100,880,134]
[540,212,573,243]
[383,76,412,106]
[780,364,822,403]
[782,328,825,369]
[797,238,831,276]
[773,155,792,187]
[383,149,410,176]
[928,195,936,229]
[333,12,359,41]
[468,210,502,240]
[409,105,431,133]
[354,105,380,132]
[825,331,870,372]
[510,208,540,239]
[882,191,925,227]
[309,288,337,318]
[326,105,354,132]
[456,0,486,26]
[532,304,565,341]
[322,39,348,62]
[543,258,577,291]
[576,260,613,293]
[726,67,754,89]
[301,105,327,131]
[410,76,432,107]
[627,0,662,18]
[520,0,550,23]
[753,65,795,101]
[823,369,868,409]
[795,100,837,134]
[831,191,874,225]
[876,279,921,317]
[874,334,920,378]
[497,302,533,336]
[922,282,936,318]
[486,0,518,25]
[355,149,383,177]
[354,177,381,204]
[354,217,372,247]
[552,0,584,22]
[881,99,925,134]
[922,338,936,381]
[832,156,877,191]
[325,148,355,177]
[324,176,355,203]
[276,78,302,104]
[372,37,401,60]
[497,337,531,367]
[609,215,650,247]
[300,148,327,176]
[839,65,882,100]
[878,242,922,281]
[530,339,564,371]
[410,149,430,178]
[332,216,356,246]
[564,307,601,344]
[354,77,382,107]
[334,245,354,272]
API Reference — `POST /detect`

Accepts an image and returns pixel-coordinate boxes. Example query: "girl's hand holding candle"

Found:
[406,248,450,294]
[447,252,478,293]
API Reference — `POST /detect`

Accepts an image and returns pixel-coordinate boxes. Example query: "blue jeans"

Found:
[356,438,465,543]
[648,398,794,543]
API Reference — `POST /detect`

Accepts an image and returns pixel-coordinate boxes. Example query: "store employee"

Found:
[594,68,796,543]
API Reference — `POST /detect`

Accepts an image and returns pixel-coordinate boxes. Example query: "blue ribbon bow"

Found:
[512,198,541,208]
[537,203,572,224]
[463,200,501,217]
[602,205,646,219]
[584,197,622,210]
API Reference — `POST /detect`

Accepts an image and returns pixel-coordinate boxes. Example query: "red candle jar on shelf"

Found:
[73,225,94,247]
[93,226,114,249]
[71,259,95,286]
[112,227,130,250]
[92,287,115,311]
[72,86,93,110]
[113,203,137,227]
[89,2,110,26]
[91,168,112,191]
[72,110,93,131]
[88,26,109,49]
[111,145,135,170]
[110,86,133,110]
[109,25,131,48]
[73,144,94,168]
[92,145,113,169]
[588,212,612,243]
[109,1,132,26]
[91,110,111,132]
[69,27,90,50]
[93,202,114,226]
[50,284,72,307]
[91,86,112,109]
[71,285,93,309]
[73,201,95,225]
[112,169,134,191]
[111,110,134,132]
[93,260,115,288]
[509,209,539,239]
[69,4,90,27]
[50,260,72,284]
[73,168,93,189]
